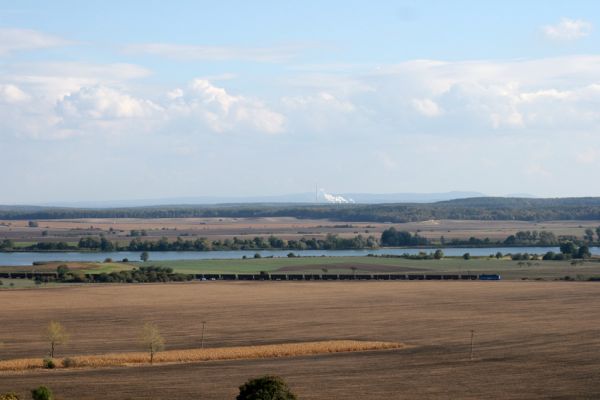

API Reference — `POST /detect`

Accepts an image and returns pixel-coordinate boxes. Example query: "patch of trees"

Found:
[504,230,559,245]
[118,234,378,252]
[25,242,72,251]
[380,228,428,246]
[89,266,193,283]
[0,239,14,250]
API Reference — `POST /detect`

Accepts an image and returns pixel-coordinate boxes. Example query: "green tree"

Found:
[140,251,149,262]
[45,321,68,358]
[577,245,591,259]
[495,252,503,259]
[0,239,14,250]
[463,253,471,260]
[31,386,53,400]
[433,249,444,259]
[237,375,297,400]
[141,323,164,364]
[584,229,595,242]
[559,242,577,257]
[56,265,70,280]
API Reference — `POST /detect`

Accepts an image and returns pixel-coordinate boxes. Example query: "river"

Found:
[1,246,599,266]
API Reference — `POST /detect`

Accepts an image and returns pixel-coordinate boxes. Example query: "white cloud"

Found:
[0,28,73,55]
[56,86,161,120]
[0,84,29,103]
[4,54,600,142]
[411,98,442,117]
[166,79,285,134]
[543,18,592,40]
[123,43,304,62]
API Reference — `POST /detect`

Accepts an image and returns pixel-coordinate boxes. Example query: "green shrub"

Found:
[31,386,53,400]
[237,375,297,400]
[42,358,55,369]
[62,357,76,368]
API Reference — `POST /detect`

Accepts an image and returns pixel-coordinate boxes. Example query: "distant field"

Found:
[83,256,600,280]
[1,281,599,399]
[2,217,599,245]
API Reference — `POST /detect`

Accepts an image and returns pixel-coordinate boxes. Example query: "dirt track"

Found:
[1,281,599,399]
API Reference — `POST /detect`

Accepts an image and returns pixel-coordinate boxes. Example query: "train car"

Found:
[202,273,221,280]
[373,274,390,280]
[408,274,425,280]
[270,274,287,281]
[425,274,442,280]
[304,274,321,280]
[355,274,373,280]
[460,274,478,280]
[442,275,460,280]
[389,274,407,280]
[479,274,502,280]
[237,274,256,280]
[287,274,304,281]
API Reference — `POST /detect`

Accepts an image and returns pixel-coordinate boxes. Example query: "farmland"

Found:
[1,281,599,399]
[2,217,600,248]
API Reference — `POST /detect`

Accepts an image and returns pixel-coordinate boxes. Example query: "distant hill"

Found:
[36,191,485,208]
[2,197,600,222]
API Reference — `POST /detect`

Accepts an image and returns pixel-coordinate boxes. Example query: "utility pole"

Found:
[201,321,207,349]
[470,329,475,361]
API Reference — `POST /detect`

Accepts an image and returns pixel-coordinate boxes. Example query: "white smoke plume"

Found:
[320,189,355,204]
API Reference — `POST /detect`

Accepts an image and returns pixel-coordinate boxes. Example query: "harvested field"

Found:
[3,216,600,245]
[1,282,600,399]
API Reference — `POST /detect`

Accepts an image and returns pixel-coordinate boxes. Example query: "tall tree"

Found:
[141,323,165,364]
[46,321,68,358]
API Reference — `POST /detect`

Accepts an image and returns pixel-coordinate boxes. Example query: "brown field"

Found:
[1,281,600,399]
[1,217,599,245]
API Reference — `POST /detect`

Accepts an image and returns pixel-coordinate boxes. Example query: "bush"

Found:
[42,358,55,369]
[62,357,77,368]
[31,387,53,400]
[237,375,297,400]
[104,258,113,263]
[463,253,471,260]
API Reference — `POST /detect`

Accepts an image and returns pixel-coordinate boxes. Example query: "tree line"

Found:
[4,197,600,222]
[2,226,600,253]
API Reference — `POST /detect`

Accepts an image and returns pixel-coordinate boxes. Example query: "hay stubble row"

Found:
[0,340,405,372]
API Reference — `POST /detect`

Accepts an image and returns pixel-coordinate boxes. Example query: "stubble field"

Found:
[1,281,600,399]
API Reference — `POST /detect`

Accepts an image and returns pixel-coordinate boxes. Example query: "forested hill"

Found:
[2,197,600,222]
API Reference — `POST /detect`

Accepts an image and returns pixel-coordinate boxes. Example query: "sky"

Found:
[2,0,600,203]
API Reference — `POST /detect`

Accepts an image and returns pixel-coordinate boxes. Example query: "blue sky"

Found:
[2,1,600,203]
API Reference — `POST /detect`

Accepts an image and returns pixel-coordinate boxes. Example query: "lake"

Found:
[1,246,599,266]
